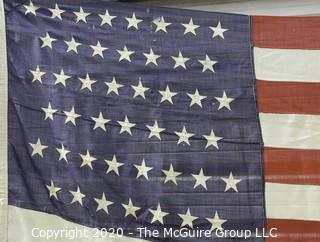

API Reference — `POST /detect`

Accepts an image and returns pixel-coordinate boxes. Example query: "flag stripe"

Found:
[259,113,320,149]
[265,182,320,221]
[264,147,320,185]
[254,47,320,82]
[266,219,320,242]
[253,16,320,49]
[256,80,320,115]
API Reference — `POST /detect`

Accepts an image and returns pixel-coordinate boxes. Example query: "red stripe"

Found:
[253,16,320,49]
[256,80,320,115]
[264,147,320,185]
[266,219,320,242]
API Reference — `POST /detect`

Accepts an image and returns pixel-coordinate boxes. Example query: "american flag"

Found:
[1,1,319,242]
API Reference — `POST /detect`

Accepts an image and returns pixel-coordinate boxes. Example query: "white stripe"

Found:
[8,206,146,242]
[260,113,320,149]
[254,47,320,82]
[266,182,320,221]
[0,0,8,241]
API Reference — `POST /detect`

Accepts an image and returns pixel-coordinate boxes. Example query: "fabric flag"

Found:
[0,1,318,242]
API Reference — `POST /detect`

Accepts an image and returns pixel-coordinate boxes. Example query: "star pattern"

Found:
[105,155,124,176]
[24,1,39,16]
[192,168,211,190]
[41,102,57,120]
[203,130,223,149]
[74,7,90,23]
[178,208,198,228]
[174,126,194,146]
[94,193,113,214]
[56,144,70,162]
[117,46,134,62]
[53,69,71,87]
[153,17,171,33]
[30,66,45,83]
[187,89,207,108]
[125,12,142,30]
[48,4,65,20]
[99,10,116,26]
[91,112,110,131]
[134,159,153,180]
[105,77,124,95]
[182,18,199,35]
[199,55,218,73]
[159,85,177,104]
[171,51,190,69]
[162,164,181,185]
[215,91,234,110]
[90,41,108,58]
[149,204,169,224]
[79,73,97,91]
[46,180,61,199]
[65,37,81,53]
[206,211,227,231]
[210,21,229,39]
[118,116,136,136]
[221,172,242,192]
[143,48,161,66]
[79,150,97,169]
[122,198,141,218]
[29,138,48,157]
[146,120,165,140]
[70,186,86,206]
[64,106,81,125]
[40,32,56,49]
[131,79,149,99]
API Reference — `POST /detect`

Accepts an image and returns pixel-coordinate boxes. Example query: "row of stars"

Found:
[30,138,242,191]
[25,2,229,38]
[40,103,227,148]
[31,67,235,109]
[39,32,219,72]
[47,181,228,230]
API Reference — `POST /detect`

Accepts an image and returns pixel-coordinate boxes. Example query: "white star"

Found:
[41,102,57,120]
[182,18,199,35]
[158,85,177,104]
[149,204,169,224]
[79,150,96,169]
[146,120,165,140]
[122,198,141,218]
[171,51,190,69]
[91,112,110,131]
[192,168,211,190]
[131,79,149,99]
[53,69,71,87]
[203,130,223,149]
[65,37,81,53]
[79,73,97,92]
[118,116,136,136]
[48,4,65,20]
[29,138,48,157]
[56,143,70,162]
[99,10,116,26]
[153,16,171,33]
[30,66,45,83]
[94,193,113,214]
[143,48,160,66]
[105,77,123,95]
[210,21,228,39]
[70,186,86,206]
[162,164,181,185]
[46,180,61,199]
[178,208,198,228]
[24,1,39,16]
[221,172,242,192]
[215,91,234,110]
[73,7,90,23]
[125,12,142,30]
[199,55,218,73]
[187,89,207,108]
[134,159,153,180]
[105,155,124,176]
[40,32,56,49]
[206,211,227,231]
[174,126,194,146]
[64,106,81,126]
[117,46,134,62]
[90,41,108,58]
